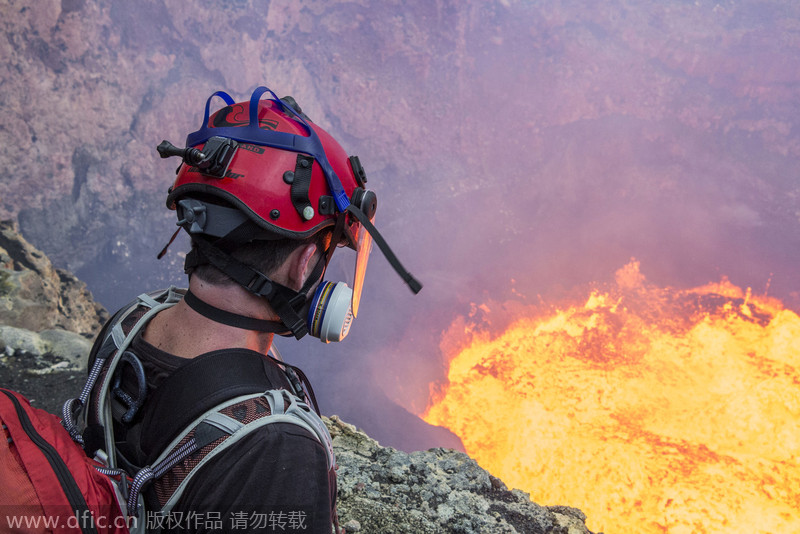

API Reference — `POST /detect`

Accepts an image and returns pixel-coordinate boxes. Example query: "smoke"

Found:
[319,1,800,449]
[2,0,799,450]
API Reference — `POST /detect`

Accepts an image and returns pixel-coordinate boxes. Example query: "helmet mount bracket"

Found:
[158,137,239,179]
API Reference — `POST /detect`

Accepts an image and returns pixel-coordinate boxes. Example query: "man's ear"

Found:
[286,242,319,292]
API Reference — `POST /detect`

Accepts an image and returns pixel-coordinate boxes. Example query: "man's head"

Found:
[158,85,420,342]
[187,229,331,291]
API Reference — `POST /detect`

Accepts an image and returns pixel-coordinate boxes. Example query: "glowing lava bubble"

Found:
[423,261,800,534]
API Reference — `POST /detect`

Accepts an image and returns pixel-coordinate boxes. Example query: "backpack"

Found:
[2,287,337,533]
[0,388,131,534]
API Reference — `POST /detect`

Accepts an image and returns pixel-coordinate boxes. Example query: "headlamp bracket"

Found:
[198,136,239,178]
[157,136,239,179]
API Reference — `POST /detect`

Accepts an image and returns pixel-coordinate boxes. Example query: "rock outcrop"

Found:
[330,415,592,533]
[0,220,108,337]
[0,219,107,375]
[0,219,108,409]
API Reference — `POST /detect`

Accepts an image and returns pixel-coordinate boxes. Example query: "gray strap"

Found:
[285,398,335,470]
[159,389,335,514]
[137,292,161,309]
[265,389,287,415]
[203,412,244,435]
[150,393,263,466]
[97,287,185,468]
[161,411,322,514]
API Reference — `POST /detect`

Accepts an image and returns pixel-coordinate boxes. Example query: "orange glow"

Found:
[423,260,800,533]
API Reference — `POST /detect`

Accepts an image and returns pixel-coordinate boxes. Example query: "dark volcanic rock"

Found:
[0,219,107,410]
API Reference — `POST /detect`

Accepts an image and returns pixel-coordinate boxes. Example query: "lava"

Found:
[423,261,800,533]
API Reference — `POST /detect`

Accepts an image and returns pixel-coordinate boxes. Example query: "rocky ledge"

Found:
[0,221,593,533]
[329,416,591,533]
[0,218,107,374]
[0,220,109,406]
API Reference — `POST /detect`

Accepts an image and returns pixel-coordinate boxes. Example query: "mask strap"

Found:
[191,238,310,338]
[290,214,345,299]
[183,290,288,333]
[346,205,423,294]
[296,251,328,302]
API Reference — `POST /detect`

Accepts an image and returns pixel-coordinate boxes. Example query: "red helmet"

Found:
[165,86,373,246]
[157,86,419,341]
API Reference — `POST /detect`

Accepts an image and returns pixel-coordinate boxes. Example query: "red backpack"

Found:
[0,388,131,534]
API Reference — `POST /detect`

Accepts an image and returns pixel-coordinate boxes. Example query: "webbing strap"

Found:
[138,293,161,309]
[63,288,184,453]
[191,238,310,339]
[160,392,334,515]
[139,349,294,462]
[193,238,278,297]
[290,154,315,220]
[346,204,423,294]
[203,412,244,435]
[97,288,184,468]
[183,289,287,333]
[264,389,335,470]
[265,390,286,415]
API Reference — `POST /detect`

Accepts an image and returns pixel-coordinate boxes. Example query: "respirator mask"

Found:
[303,187,375,343]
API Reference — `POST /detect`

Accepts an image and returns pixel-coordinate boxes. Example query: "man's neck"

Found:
[141,278,276,359]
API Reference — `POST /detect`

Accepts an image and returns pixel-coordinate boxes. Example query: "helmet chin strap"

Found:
[186,236,329,339]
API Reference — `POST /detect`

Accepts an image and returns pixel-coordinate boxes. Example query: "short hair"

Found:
[188,230,331,286]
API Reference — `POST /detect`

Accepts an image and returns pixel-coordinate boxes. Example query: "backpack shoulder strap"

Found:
[137,348,295,461]
[121,351,335,517]
[59,288,338,526]
[61,287,185,457]
[156,389,334,514]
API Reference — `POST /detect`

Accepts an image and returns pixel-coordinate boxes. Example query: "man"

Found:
[77,86,421,533]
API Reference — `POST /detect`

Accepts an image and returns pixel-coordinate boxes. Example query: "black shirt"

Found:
[114,331,334,534]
